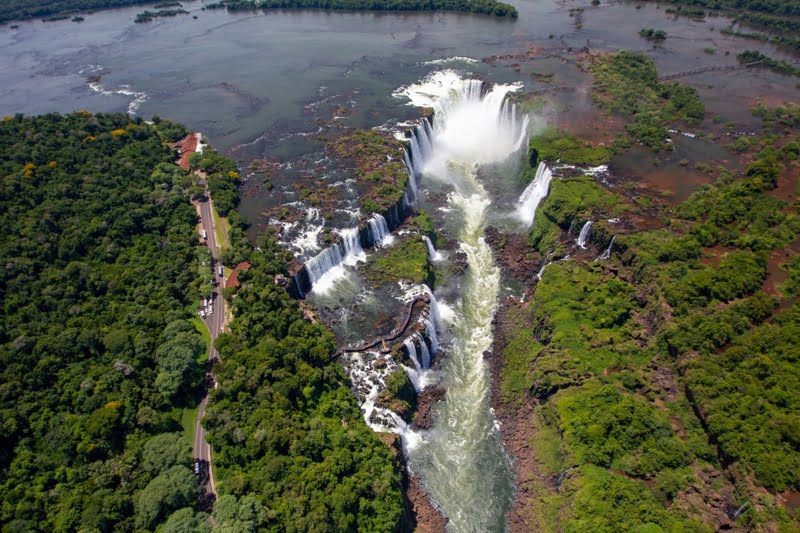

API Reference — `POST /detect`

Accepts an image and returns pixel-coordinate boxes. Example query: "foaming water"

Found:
[396,70,524,531]
[516,161,552,227]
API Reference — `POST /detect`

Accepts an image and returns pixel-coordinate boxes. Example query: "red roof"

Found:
[173,133,199,170]
[225,261,252,289]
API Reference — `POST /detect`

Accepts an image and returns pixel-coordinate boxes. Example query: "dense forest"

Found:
[0,112,214,530]
[0,0,515,23]
[0,111,408,531]
[495,50,800,530]
[202,230,406,530]
[205,0,517,18]
[0,0,157,23]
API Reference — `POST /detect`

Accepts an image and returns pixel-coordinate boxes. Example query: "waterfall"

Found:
[405,336,421,370]
[303,226,365,293]
[516,162,553,227]
[577,221,593,249]
[368,213,395,247]
[304,246,344,285]
[418,333,431,369]
[385,69,526,529]
[596,235,616,261]
[422,236,444,262]
[536,259,549,280]
[423,319,438,355]
[401,364,422,392]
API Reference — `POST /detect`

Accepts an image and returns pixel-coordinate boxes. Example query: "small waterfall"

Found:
[339,227,366,266]
[419,334,431,368]
[577,221,593,249]
[401,364,422,392]
[536,259,549,280]
[423,285,442,328]
[423,319,439,355]
[516,162,553,227]
[596,235,616,261]
[405,336,421,370]
[368,213,395,247]
[422,236,444,262]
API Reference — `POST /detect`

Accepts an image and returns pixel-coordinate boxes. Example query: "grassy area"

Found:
[189,316,211,364]
[181,406,199,450]
[210,199,231,252]
[529,175,626,254]
[529,130,614,167]
[590,51,705,150]
[499,305,545,406]
[361,234,433,285]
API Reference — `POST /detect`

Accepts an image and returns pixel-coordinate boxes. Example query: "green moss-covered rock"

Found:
[377,369,417,422]
[529,130,614,166]
[362,235,433,286]
[529,176,625,254]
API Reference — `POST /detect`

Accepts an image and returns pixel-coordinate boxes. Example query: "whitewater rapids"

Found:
[397,70,528,532]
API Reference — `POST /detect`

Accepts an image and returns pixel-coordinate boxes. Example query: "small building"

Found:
[225,261,252,289]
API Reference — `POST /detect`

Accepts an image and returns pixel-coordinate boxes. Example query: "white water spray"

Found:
[577,220,593,249]
[305,227,365,294]
[516,162,553,227]
[394,70,525,531]
[422,235,444,262]
[596,235,616,261]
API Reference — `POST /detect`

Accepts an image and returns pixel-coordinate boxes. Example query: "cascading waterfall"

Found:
[515,161,553,227]
[304,226,365,293]
[422,235,444,262]
[368,213,395,247]
[393,69,525,531]
[577,220,593,249]
[423,318,439,355]
[419,335,432,369]
[596,235,616,261]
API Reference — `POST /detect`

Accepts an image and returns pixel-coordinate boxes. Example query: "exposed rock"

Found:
[406,474,449,533]
[484,226,541,281]
[413,386,446,430]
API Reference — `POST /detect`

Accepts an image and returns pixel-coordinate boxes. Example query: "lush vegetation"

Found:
[326,130,410,215]
[528,175,625,255]
[205,0,518,17]
[204,236,405,531]
[737,49,800,77]
[362,234,433,286]
[591,51,705,150]
[528,130,613,167]
[499,97,800,528]
[639,27,667,41]
[0,112,212,530]
[134,8,189,22]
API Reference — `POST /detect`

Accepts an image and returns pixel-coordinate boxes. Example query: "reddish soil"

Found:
[484,226,541,282]
[767,163,798,204]
[406,475,449,532]
[413,386,445,430]
[762,246,793,297]
[485,296,548,532]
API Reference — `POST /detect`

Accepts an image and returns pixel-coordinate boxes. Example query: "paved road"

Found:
[193,187,226,507]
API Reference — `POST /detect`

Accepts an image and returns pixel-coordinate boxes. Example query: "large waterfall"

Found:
[393,70,527,531]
